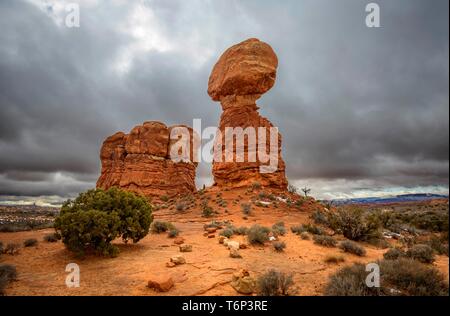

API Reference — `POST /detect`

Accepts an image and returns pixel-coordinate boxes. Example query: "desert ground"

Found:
[0,187,448,296]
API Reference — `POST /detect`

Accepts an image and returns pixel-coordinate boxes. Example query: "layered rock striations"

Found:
[97,121,198,198]
[208,38,287,188]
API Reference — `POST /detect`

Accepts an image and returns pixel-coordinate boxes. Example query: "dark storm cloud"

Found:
[0,0,448,200]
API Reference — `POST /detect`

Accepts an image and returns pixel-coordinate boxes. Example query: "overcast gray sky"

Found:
[0,0,448,204]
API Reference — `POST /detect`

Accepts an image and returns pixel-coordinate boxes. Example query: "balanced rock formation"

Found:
[208,38,287,188]
[97,121,198,199]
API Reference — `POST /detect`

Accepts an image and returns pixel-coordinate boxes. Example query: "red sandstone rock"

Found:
[208,38,278,101]
[147,275,174,292]
[208,39,287,189]
[173,237,185,245]
[97,121,198,199]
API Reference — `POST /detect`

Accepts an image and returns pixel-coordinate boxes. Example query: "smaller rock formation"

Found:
[97,121,199,199]
[179,244,192,252]
[147,275,174,292]
[229,248,242,258]
[231,269,256,294]
[170,255,186,265]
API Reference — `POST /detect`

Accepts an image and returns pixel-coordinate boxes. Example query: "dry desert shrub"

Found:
[273,241,286,252]
[247,225,271,245]
[4,243,20,255]
[313,235,337,247]
[43,233,59,243]
[326,207,381,241]
[257,269,294,296]
[339,240,366,256]
[151,221,175,234]
[168,228,180,238]
[241,203,252,215]
[325,258,448,296]
[383,248,405,260]
[406,244,435,264]
[219,227,234,238]
[0,264,17,295]
[324,255,345,264]
[426,235,449,256]
[291,223,323,235]
[271,222,287,236]
[23,238,38,247]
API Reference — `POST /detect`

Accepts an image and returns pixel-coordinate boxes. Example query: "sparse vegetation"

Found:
[311,209,329,225]
[427,235,449,256]
[272,222,287,236]
[313,235,337,247]
[175,202,186,212]
[160,195,169,202]
[43,233,59,243]
[234,226,248,235]
[375,207,449,233]
[0,221,54,233]
[325,258,449,296]
[301,186,311,197]
[383,248,405,260]
[325,262,381,296]
[201,200,214,217]
[327,207,381,241]
[247,225,271,245]
[406,244,435,264]
[4,243,20,255]
[219,227,234,238]
[55,188,153,257]
[203,220,223,230]
[291,223,324,235]
[287,184,297,194]
[0,264,17,295]
[251,182,262,190]
[241,203,252,216]
[168,228,179,238]
[339,240,366,256]
[257,270,294,296]
[294,199,304,208]
[273,241,286,252]
[23,238,38,247]
[151,221,175,234]
[324,255,345,264]
[300,232,310,240]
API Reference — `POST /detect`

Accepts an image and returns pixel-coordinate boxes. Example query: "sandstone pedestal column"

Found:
[208,38,287,189]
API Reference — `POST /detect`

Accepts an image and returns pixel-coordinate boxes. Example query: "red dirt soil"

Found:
[1,188,448,296]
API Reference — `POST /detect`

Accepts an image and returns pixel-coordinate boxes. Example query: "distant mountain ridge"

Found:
[330,193,449,205]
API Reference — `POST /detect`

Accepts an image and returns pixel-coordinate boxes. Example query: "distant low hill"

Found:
[330,193,449,205]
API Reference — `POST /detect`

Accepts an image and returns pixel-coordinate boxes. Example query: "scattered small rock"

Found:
[170,255,186,265]
[231,269,256,294]
[166,262,176,268]
[218,236,228,244]
[229,248,242,258]
[239,242,248,249]
[227,241,240,251]
[173,237,185,245]
[147,275,174,292]
[207,234,215,238]
[206,227,217,233]
[179,244,192,252]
